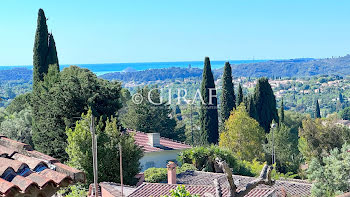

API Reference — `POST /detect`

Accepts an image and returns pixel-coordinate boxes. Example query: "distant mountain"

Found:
[226,55,350,77]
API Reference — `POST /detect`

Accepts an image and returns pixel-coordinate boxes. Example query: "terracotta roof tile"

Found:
[0,136,85,196]
[0,178,20,196]
[127,130,191,153]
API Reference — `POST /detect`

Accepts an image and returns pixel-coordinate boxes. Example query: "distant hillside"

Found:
[100,67,203,82]
[0,68,32,82]
[228,55,350,77]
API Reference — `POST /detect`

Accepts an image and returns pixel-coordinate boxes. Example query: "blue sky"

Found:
[1,0,350,65]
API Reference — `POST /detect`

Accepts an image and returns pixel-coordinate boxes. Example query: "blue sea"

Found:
[0,60,266,76]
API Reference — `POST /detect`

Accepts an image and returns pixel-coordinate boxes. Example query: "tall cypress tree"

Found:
[246,95,258,120]
[220,62,235,128]
[46,33,60,72]
[253,77,279,133]
[200,57,219,144]
[280,98,285,123]
[33,8,49,88]
[315,100,321,118]
[237,83,243,106]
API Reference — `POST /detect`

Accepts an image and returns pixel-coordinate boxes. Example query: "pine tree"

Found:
[237,83,243,106]
[200,57,219,144]
[220,62,235,129]
[33,8,49,88]
[253,77,279,133]
[315,100,321,118]
[46,33,60,72]
[280,98,285,123]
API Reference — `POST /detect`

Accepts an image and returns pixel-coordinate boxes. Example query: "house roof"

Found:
[0,136,85,196]
[177,171,312,197]
[128,182,275,197]
[127,130,191,153]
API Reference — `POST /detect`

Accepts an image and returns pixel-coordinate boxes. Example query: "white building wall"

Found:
[140,150,183,171]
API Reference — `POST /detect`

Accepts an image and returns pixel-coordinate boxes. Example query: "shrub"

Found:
[144,168,167,183]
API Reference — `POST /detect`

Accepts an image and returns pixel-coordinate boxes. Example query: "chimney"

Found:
[148,133,160,147]
[167,161,177,184]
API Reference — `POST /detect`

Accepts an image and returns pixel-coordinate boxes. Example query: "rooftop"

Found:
[177,171,312,197]
[0,135,85,196]
[127,182,275,197]
[127,130,191,153]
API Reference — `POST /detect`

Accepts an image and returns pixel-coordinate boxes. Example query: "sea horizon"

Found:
[0,59,268,76]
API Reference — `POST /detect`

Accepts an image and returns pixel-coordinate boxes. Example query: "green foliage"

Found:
[236,83,243,106]
[162,185,200,197]
[178,145,244,174]
[32,66,122,160]
[308,144,350,196]
[340,107,350,120]
[264,123,301,173]
[299,117,350,162]
[66,109,143,185]
[122,86,184,141]
[144,164,196,183]
[200,57,219,144]
[280,98,285,123]
[144,167,167,183]
[246,95,258,120]
[5,92,32,114]
[315,100,321,118]
[219,104,265,161]
[33,8,49,87]
[220,62,236,130]
[58,184,87,197]
[253,77,279,133]
[46,33,60,73]
[0,108,33,146]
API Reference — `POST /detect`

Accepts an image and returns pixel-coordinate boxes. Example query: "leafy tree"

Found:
[122,86,184,141]
[236,83,243,106]
[339,92,344,103]
[253,77,279,133]
[340,107,350,120]
[280,98,285,123]
[219,104,265,161]
[298,117,350,162]
[264,123,301,173]
[315,100,321,118]
[308,144,350,196]
[175,105,182,121]
[162,185,200,197]
[66,109,143,185]
[33,9,49,87]
[32,66,122,160]
[0,108,33,146]
[220,62,236,131]
[199,57,219,144]
[46,33,60,73]
[5,93,32,114]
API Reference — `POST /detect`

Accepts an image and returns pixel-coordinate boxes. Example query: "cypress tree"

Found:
[237,83,243,106]
[246,95,258,120]
[33,8,49,88]
[253,77,279,133]
[200,57,219,144]
[339,93,344,103]
[46,33,60,72]
[315,100,321,118]
[220,62,235,128]
[280,98,285,123]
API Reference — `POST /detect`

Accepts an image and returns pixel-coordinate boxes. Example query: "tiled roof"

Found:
[128,183,275,197]
[177,171,312,197]
[0,136,85,196]
[127,130,191,153]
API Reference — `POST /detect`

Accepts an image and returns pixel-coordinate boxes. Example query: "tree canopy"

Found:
[220,62,235,131]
